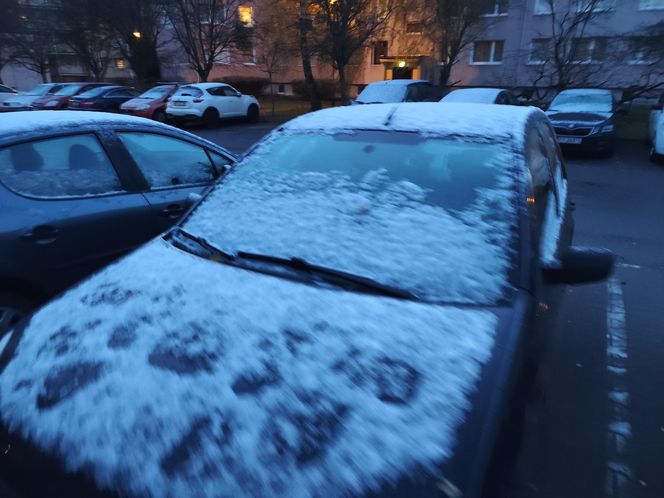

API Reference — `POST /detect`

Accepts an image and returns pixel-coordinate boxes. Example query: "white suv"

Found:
[166,82,260,128]
[650,93,664,163]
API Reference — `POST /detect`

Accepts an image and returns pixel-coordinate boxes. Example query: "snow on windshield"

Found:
[549,91,612,113]
[184,131,518,304]
[0,238,498,498]
[441,88,501,104]
[356,83,408,103]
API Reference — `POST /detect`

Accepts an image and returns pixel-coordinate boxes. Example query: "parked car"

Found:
[649,92,664,163]
[31,82,109,110]
[545,88,617,157]
[120,84,179,122]
[0,103,613,498]
[353,79,441,105]
[441,87,516,105]
[166,82,260,128]
[0,84,19,106]
[0,111,235,334]
[0,83,67,112]
[67,85,140,112]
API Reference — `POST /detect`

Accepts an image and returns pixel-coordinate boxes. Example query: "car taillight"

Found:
[193,99,203,103]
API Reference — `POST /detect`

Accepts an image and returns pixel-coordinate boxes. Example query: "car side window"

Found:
[222,87,240,97]
[207,87,224,96]
[108,89,132,97]
[0,134,123,198]
[117,132,214,188]
[406,85,422,102]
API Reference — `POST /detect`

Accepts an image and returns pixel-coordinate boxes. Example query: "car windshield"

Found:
[139,86,173,99]
[549,91,613,112]
[54,84,85,96]
[183,130,518,305]
[27,84,56,96]
[77,86,112,98]
[173,86,203,98]
[356,84,408,103]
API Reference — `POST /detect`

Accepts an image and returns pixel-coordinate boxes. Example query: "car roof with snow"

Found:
[441,88,505,104]
[0,111,212,147]
[555,88,612,95]
[363,79,428,86]
[284,102,542,145]
[187,82,233,89]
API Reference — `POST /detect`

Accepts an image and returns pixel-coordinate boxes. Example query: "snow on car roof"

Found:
[555,88,612,95]
[188,82,231,89]
[0,239,498,498]
[441,88,504,104]
[284,102,540,144]
[364,79,428,86]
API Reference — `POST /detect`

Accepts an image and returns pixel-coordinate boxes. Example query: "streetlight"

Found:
[397,60,406,68]
[132,31,142,39]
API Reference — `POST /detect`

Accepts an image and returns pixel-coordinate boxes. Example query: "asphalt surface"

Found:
[193,123,664,498]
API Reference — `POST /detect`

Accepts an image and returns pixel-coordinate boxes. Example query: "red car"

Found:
[31,82,109,110]
[120,84,179,122]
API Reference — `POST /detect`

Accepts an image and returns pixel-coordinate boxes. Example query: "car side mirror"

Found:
[542,247,615,285]
[210,163,229,179]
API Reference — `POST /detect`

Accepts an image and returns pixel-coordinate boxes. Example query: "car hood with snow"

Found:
[545,89,615,124]
[0,103,558,497]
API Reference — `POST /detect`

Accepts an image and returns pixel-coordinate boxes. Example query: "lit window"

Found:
[471,40,504,64]
[115,59,127,70]
[238,5,253,27]
[639,0,664,9]
[529,38,551,64]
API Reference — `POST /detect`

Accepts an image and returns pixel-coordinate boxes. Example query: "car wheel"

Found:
[153,109,166,122]
[246,104,259,123]
[0,292,36,340]
[203,108,219,129]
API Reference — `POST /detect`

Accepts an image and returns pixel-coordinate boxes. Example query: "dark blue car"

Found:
[0,111,235,334]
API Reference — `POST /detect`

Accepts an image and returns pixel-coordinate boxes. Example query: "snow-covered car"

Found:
[0,84,19,106]
[545,88,617,157]
[0,83,67,112]
[166,82,260,127]
[353,79,441,105]
[0,111,235,334]
[441,88,516,105]
[649,92,664,163]
[0,103,613,498]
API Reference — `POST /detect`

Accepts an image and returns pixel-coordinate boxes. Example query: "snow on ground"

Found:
[0,239,499,498]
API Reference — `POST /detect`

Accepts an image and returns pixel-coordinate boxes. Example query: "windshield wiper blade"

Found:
[169,228,234,262]
[236,251,420,301]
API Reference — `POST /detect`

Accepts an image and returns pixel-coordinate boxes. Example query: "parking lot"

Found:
[195,125,664,498]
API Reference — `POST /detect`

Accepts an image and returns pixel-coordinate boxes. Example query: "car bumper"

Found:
[166,107,204,119]
[121,108,153,118]
[556,133,614,152]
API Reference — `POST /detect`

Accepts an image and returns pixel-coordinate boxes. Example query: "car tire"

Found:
[153,109,166,123]
[246,104,259,123]
[0,291,37,340]
[203,108,219,129]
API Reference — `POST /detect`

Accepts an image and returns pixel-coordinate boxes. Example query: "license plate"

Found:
[173,101,186,106]
[558,136,582,144]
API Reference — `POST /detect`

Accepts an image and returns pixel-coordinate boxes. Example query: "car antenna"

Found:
[383,104,400,126]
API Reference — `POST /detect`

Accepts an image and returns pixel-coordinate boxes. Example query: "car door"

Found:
[206,86,234,117]
[0,132,156,294]
[104,88,135,111]
[115,130,233,234]
[221,86,245,116]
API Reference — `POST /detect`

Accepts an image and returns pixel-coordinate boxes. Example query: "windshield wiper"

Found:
[236,251,420,301]
[169,228,234,262]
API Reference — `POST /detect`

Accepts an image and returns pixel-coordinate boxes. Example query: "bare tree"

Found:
[419,0,492,89]
[617,20,664,101]
[164,0,249,83]
[298,0,324,110]
[526,0,616,98]
[54,0,114,81]
[94,0,166,85]
[312,0,393,102]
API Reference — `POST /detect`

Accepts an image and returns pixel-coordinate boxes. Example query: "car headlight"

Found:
[45,100,60,107]
[600,124,614,133]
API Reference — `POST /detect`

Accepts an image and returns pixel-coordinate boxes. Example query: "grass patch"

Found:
[615,104,651,141]
[257,95,334,122]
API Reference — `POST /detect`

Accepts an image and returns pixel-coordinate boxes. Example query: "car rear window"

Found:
[0,134,123,198]
[173,86,203,98]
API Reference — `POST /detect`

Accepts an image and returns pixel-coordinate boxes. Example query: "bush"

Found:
[291,79,337,100]
[217,77,268,96]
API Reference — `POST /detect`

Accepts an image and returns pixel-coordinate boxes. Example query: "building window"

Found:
[639,0,664,9]
[534,0,554,14]
[278,83,285,94]
[372,40,388,65]
[115,58,127,70]
[471,40,504,64]
[575,0,615,12]
[628,37,657,64]
[238,5,253,27]
[406,22,423,34]
[529,38,551,64]
[483,0,508,16]
[571,37,607,63]
[214,49,231,65]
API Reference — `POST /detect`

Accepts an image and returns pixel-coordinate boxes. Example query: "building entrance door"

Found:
[392,66,413,79]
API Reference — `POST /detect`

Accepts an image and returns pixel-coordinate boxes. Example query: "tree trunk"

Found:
[298,0,321,111]
[338,63,348,104]
[439,64,452,93]
[269,72,275,117]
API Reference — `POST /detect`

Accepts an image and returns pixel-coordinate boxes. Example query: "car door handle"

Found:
[161,204,185,218]
[21,225,59,244]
